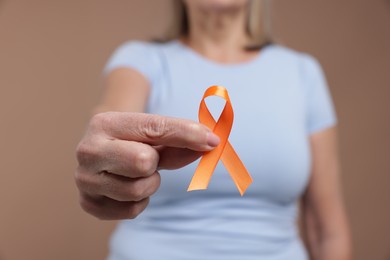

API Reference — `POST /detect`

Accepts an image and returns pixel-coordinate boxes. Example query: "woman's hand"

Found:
[75,112,220,220]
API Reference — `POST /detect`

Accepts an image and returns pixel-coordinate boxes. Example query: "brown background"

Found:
[0,0,389,259]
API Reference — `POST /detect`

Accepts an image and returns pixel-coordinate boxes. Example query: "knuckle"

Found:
[89,112,116,136]
[75,141,93,165]
[127,199,148,219]
[89,113,107,131]
[135,150,158,175]
[128,182,146,201]
[118,174,160,201]
[79,194,113,220]
[144,116,172,139]
[74,169,97,196]
[79,194,101,217]
[74,168,89,189]
[76,138,104,167]
[127,207,140,219]
[76,113,114,166]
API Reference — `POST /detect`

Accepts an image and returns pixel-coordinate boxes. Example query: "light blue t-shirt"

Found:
[104,40,337,260]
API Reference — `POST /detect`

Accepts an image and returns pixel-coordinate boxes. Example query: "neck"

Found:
[183,6,253,63]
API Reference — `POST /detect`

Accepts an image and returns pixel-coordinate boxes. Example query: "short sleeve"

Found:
[301,54,337,134]
[103,41,161,87]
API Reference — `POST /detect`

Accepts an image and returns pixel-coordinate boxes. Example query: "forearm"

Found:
[313,234,352,260]
[303,128,352,260]
[304,212,352,260]
[304,218,351,260]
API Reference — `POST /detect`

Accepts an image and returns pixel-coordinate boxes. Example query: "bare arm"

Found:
[75,68,220,220]
[301,127,352,260]
[95,67,150,113]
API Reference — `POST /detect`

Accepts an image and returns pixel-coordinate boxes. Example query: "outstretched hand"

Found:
[75,112,220,220]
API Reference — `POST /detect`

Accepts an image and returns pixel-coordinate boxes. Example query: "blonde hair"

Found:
[163,0,273,50]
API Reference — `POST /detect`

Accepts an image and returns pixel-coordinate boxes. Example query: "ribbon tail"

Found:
[221,142,253,196]
[187,145,224,191]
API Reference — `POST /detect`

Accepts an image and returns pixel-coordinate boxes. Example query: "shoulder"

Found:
[267,44,321,70]
[112,40,177,55]
[265,44,326,85]
[106,40,159,64]
[104,40,177,77]
[114,40,155,51]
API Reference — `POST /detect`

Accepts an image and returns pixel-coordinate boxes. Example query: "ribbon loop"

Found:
[187,86,253,196]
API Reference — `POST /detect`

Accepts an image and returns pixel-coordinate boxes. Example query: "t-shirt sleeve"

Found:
[103,41,161,86]
[301,54,337,134]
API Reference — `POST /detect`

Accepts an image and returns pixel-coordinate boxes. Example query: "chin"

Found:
[184,0,249,13]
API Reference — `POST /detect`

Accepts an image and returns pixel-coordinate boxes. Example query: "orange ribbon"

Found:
[187,86,253,196]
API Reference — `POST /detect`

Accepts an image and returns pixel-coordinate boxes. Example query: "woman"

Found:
[75,0,352,259]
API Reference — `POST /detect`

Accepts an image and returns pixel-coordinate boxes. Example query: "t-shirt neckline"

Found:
[173,39,274,69]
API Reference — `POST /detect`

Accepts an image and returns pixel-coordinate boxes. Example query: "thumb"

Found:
[156,146,204,170]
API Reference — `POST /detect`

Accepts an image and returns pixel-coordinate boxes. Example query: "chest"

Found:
[148,62,311,204]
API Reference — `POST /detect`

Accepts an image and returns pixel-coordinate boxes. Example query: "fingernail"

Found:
[206,132,220,147]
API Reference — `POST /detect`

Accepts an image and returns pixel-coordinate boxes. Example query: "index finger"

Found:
[93,112,220,151]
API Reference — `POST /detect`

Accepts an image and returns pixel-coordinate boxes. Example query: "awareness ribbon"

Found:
[187,86,253,196]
